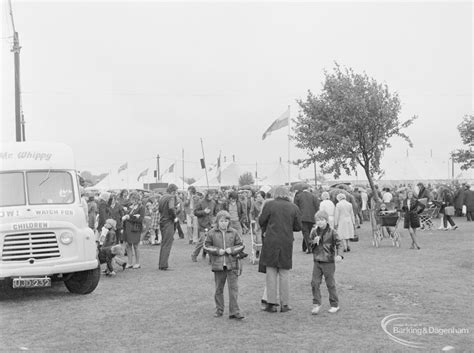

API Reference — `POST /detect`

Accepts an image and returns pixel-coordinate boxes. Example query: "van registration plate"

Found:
[12,277,51,288]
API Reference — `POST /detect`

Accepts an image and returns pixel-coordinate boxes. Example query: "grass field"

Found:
[1,218,473,352]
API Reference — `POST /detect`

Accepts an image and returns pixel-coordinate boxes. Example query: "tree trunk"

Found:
[363,165,381,205]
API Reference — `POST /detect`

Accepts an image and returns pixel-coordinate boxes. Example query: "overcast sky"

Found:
[1,1,472,180]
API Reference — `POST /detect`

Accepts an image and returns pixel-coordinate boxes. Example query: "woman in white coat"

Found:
[334,193,355,252]
[319,192,335,228]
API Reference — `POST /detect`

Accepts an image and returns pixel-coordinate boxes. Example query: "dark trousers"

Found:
[467,210,474,221]
[301,221,314,252]
[311,261,338,307]
[158,222,175,269]
[176,222,184,239]
[443,214,456,228]
[214,269,240,316]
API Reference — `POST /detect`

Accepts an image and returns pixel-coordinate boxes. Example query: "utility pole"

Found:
[156,154,160,182]
[9,0,24,141]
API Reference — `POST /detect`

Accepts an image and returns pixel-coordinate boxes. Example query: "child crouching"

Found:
[99,244,125,276]
[309,210,343,315]
[204,210,245,320]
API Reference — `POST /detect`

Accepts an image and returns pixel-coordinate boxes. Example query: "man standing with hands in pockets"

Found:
[158,184,179,270]
[191,190,216,262]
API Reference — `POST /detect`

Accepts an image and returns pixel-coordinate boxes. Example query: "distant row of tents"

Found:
[93,154,473,191]
[93,160,305,191]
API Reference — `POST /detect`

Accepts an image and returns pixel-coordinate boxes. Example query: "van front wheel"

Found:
[64,266,100,294]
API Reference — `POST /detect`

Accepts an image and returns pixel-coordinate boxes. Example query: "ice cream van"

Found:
[0,142,100,294]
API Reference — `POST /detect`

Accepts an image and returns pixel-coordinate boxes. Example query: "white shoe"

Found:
[328,306,340,313]
[311,305,321,315]
[132,264,141,269]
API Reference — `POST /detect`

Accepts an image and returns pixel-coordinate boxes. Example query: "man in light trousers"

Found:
[259,186,302,313]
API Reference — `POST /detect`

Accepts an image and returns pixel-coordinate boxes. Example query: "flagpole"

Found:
[156,154,159,183]
[200,138,209,189]
[218,150,222,189]
[182,148,185,190]
[287,105,291,186]
[173,159,178,186]
[255,161,258,187]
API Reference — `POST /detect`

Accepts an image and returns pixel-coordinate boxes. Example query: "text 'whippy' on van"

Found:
[0,142,100,295]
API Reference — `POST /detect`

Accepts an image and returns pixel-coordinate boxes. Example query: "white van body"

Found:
[0,142,100,294]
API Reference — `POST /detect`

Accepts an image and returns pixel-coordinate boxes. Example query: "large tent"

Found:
[192,161,244,188]
[262,162,302,185]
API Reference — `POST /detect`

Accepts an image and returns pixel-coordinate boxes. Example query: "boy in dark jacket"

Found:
[204,210,245,320]
[309,210,343,315]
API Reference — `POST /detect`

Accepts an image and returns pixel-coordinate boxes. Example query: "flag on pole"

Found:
[217,152,222,184]
[262,107,290,140]
[118,162,128,173]
[137,168,149,181]
[160,163,175,178]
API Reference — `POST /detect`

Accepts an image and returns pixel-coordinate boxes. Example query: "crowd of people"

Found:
[82,180,473,318]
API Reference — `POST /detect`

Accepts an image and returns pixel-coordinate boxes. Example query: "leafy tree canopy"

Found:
[294,64,416,200]
[452,115,473,170]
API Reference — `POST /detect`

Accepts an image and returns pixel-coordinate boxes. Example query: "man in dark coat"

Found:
[259,186,302,313]
[463,185,474,221]
[191,190,216,262]
[417,183,431,202]
[158,184,178,270]
[294,187,320,253]
[454,185,466,217]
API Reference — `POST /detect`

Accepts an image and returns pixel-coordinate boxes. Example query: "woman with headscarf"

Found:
[122,191,145,268]
[319,191,335,228]
[334,193,355,252]
[258,186,302,313]
[402,190,425,249]
[97,191,111,233]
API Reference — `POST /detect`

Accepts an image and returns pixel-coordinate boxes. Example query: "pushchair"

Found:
[370,208,401,248]
[418,200,440,231]
[249,220,262,264]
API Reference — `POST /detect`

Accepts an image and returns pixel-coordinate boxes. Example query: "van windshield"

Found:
[27,171,75,205]
[0,172,26,207]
